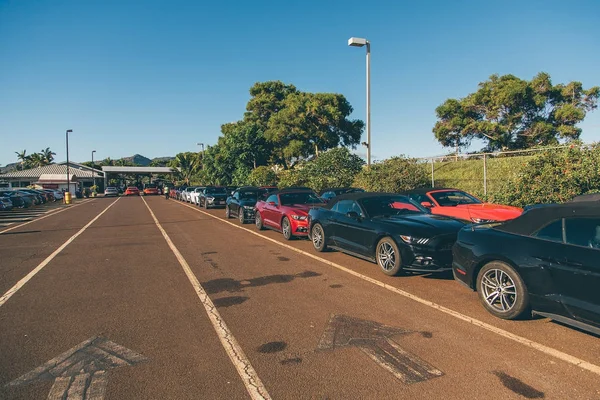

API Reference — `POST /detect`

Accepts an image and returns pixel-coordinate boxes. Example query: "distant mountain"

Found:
[122,154,152,166]
[0,162,19,174]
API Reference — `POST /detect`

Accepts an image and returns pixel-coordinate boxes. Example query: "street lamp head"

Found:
[348,37,368,47]
[92,150,96,154]
[66,129,73,133]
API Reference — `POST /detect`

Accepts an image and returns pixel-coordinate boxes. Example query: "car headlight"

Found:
[400,235,430,245]
[291,214,307,220]
[207,196,215,202]
[471,218,494,223]
[243,205,254,210]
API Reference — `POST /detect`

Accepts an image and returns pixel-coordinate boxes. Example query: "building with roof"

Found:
[0,162,103,190]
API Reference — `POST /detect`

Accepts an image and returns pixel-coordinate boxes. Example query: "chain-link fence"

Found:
[417,145,576,200]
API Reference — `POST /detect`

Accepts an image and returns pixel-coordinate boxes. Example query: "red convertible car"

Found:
[255,188,324,239]
[403,188,522,223]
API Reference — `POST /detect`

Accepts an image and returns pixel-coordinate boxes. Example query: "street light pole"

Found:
[92,150,96,190]
[66,129,73,194]
[348,37,371,168]
[197,142,204,169]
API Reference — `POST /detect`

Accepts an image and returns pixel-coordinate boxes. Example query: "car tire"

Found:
[255,212,265,230]
[376,237,402,276]
[281,217,293,240]
[311,223,327,252]
[239,208,245,224]
[476,261,530,320]
[204,200,209,210]
[226,206,231,218]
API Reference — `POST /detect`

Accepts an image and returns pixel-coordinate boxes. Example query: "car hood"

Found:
[447,203,522,221]
[206,193,228,199]
[374,213,465,235]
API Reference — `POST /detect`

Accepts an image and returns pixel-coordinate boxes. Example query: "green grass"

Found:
[424,155,534,200]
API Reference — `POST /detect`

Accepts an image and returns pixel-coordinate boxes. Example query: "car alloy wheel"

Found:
[282,217,292,240]
[476,261,529,320]
[481,269,516,312]
[376,237,402,276]
[225,206,231,218]
[255,212,264,230]
[239,208,245,224]
[311,223,327,252]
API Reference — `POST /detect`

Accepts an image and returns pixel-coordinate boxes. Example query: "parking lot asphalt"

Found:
[0,200,85,230]
[1,195,599,399]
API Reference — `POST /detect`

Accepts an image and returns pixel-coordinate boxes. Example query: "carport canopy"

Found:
[102,166,177,187]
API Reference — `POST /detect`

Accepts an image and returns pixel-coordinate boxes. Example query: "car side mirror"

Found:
[268,201,276,206]
[421,201,434,208]
[346,211,360,219]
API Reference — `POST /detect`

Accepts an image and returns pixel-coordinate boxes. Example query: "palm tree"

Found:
[41,147,56,164]
[173,153,199,185]
[28,153,46,168]
[101,157,115,166]
[15,150,28,169]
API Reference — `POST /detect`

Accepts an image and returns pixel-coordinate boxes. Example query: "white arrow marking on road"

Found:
[7,336,147,400]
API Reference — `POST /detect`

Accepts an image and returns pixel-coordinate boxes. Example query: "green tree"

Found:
[27,153,46,168]
[41,147,56,164]
[15,150,28,170]
[300,147,365,192]
[247,166,278,186]
[172,152,200,185]
[265,92,364,168]
[353,157,428,192]
[433,73,600,151]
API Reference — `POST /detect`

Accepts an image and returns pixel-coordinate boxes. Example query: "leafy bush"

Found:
[247,166,278,186]
[277,168,307,188]
[353,156,429,192]
[489,144,600,206]
[301,148,364,192]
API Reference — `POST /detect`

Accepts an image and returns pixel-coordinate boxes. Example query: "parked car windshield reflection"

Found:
[206,187,227,194]
[430,190,481,206]
[361,195,428,217]
[239,191,258,200]
[280,192,322,205]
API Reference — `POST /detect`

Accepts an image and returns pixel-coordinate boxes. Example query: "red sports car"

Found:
[124,186,140,196]
[255,188,324,240]
[403,188,522,223]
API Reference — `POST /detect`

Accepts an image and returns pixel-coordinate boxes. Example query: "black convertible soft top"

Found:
[496,201,600,235]
[322,192,414,210]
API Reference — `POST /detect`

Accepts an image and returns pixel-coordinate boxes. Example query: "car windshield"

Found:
[361,195,427,217]
[239,191,258,200]
[145,184,156,189]
[430,190,481,206]
[205,187,227,194]
[280,191,322,205]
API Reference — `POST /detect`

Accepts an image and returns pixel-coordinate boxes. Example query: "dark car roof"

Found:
[323,192,414,209]
[400,187,458,195]
[274,187,315,195]
[236,186,259,191]
[496,202,600,235]
[319,187,364,195]
[571,193,600,202]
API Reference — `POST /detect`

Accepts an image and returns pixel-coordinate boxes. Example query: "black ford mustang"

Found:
[308,193,465,276]
[453,202,600,335]
[226,186,260,224]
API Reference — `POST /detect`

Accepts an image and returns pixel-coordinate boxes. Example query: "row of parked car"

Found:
[0,188,65,211]
[169,184,600,336]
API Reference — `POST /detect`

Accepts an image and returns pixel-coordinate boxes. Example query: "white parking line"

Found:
[172,199,600,377]
[0,198,120,307]
[141,197,271,400]
[0,199,94,235]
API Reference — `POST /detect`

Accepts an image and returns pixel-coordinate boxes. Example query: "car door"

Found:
[261,194,280,228]
[552,217,600,327]
[231,192,241,216]
[329,200,369,255]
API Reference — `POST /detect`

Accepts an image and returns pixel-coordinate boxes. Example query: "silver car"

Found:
[104,187,119,197]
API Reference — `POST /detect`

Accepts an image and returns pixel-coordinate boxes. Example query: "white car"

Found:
[189,187,206,205]
[181,187,197,203]
[104,187,119,197]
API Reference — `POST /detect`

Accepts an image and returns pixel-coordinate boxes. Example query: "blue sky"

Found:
[1,0,599,166]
